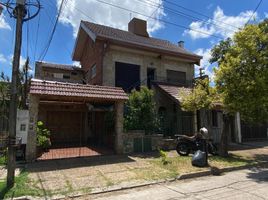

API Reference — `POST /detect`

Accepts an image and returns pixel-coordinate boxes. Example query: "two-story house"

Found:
[26,18,202,161]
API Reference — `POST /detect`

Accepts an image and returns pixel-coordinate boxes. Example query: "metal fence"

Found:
[157,113,194,137]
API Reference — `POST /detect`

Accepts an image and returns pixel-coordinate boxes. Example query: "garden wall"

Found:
[123,130,177,154]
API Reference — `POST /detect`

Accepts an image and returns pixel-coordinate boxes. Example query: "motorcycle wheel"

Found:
[208,143,218,156]
[176,143,190,156]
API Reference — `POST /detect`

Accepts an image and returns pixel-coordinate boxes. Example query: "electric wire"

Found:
[38,0,65,61]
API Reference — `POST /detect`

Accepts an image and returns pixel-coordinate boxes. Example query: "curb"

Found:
[12,161,268,200]
[53,161,268,200]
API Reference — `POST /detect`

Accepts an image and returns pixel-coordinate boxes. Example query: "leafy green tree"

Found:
[182,20,268,157]
[0,72,10,131]
[124,86,158,133]
[18,57,32,109]
[213,20,268,123]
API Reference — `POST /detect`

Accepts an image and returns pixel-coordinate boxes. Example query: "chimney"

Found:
[128,18,149,37]
[178,41,184,48]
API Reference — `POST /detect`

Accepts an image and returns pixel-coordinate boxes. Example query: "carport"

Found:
[25,79,128,161]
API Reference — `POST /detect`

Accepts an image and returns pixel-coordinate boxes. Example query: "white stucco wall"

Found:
[16,109,29,144]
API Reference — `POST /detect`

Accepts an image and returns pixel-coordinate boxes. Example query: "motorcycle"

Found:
[176,135,218,156]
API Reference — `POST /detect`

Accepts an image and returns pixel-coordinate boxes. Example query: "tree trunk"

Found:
[219,114,229,157]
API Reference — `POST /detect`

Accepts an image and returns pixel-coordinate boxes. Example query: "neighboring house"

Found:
[35,62,84,83]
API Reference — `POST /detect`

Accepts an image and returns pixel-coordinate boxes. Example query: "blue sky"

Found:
[0,0,267,78]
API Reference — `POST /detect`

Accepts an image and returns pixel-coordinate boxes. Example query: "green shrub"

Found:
[159,149,170,165]
[36,121,51,149]
[124,86,159,134]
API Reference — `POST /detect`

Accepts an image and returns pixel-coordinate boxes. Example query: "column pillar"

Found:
[235,112,242,143]
[115,101,124,154]
[26,95,39,162]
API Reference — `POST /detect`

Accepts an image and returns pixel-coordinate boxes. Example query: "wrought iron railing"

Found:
[151,76,193,87]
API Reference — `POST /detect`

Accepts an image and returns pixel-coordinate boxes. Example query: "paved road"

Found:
[84,167,268,200]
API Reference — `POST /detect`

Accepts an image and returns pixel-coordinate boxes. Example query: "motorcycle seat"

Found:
[181,135,196,141]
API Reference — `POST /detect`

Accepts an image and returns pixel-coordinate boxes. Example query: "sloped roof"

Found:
[30,79,128,101]
[154,83,192,103]
[74,21,201,63]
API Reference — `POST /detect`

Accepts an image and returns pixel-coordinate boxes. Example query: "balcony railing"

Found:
[150,76,193,88]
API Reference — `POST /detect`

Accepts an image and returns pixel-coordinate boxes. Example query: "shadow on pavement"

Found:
[26,154,136,173]
[229,141,268,151]
[246,166,268,182]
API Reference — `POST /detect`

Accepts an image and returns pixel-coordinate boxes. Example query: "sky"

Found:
[0,0,267,79]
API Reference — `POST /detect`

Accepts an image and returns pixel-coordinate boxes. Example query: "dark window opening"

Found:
[147,68,155,89]
[212,110,218,127]
[71,72,78,75]
[20,124,26,131]
[166,70,186,85]
[115,62,140,93]
[63,75,70,79]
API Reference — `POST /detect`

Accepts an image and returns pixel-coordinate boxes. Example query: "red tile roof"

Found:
[30,79,128,101]
[81,21,201,61]
[155,83,192,103]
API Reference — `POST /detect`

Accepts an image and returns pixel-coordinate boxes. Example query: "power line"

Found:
[33,10,40,62]
[72,0,224,39]
[146,0,162,21]
[38,0,66,61]
[245,0,262,25]
[162,0,241,30]
[136,0,237,33]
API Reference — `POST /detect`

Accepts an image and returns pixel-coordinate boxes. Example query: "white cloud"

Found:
[0,15,11,30]
[194,48,215,79]
[57,0,165,37]
[72,61,81,67]
[0,54,8,63]
[265,12,268,18]
[185,6,257,40]
[7,55,32,71]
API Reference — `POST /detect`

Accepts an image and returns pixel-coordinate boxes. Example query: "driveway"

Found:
[81,166,268,200]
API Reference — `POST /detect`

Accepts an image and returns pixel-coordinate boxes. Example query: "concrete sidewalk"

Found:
[80,166,268,200]
[18,141,268,199]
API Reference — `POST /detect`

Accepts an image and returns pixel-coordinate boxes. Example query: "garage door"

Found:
[46,111,83,146]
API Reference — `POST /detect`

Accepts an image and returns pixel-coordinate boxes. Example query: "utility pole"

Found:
[7,0,26,188]
[1,0,40,188]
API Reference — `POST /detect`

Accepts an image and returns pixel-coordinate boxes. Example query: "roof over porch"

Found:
[153,82,192,104]
[29,79,128,102]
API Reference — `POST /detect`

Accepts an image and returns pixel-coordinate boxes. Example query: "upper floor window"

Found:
[166,70,186,85]
[91,64,97,79]
[115,62,140,93]
[63,74,70,79]
[53,73,63,79]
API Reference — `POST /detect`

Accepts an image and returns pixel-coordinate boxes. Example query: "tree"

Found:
[18,57,32,109]
[211,20,268,156]
[182,20,268,157]
[124,86,158,133]
[180,78,223,152]
[0,72,10,131]
[213,20,268,123]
